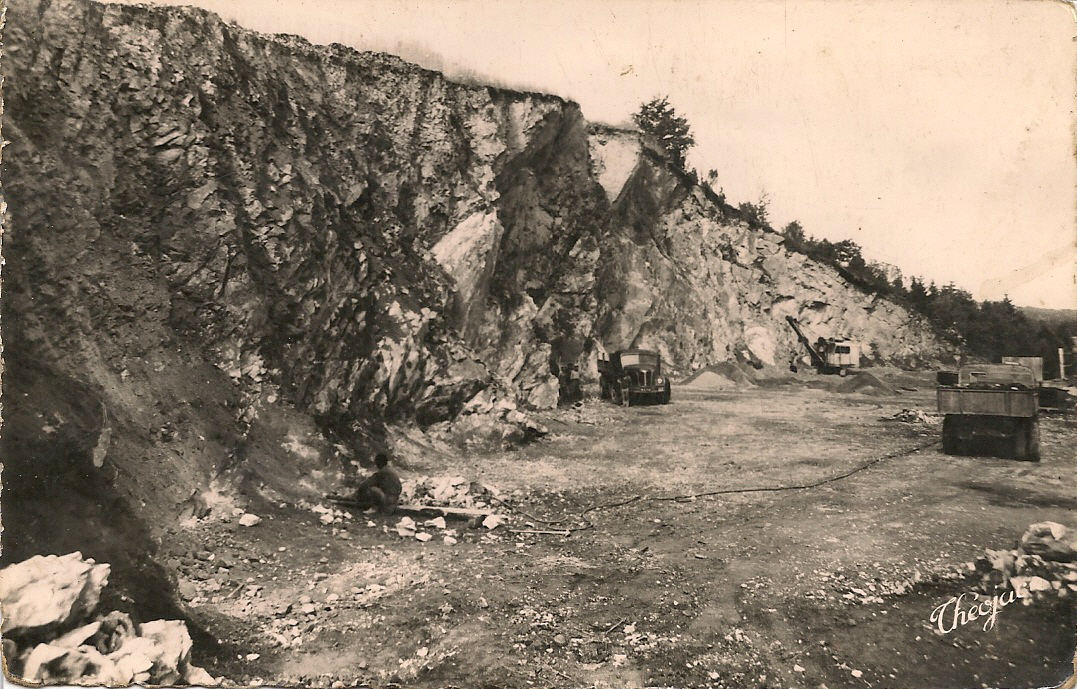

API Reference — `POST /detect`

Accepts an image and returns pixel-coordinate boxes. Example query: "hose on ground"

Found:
[510,439,940,534]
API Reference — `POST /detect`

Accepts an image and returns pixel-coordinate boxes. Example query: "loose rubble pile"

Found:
[307,502,354,526]
[542,399,622,428]
[974,521,1077,601]
[400,475,504,510]
[393,515,460,544]
[258,557,434,653]
[882,408,940,424]
[0,552,217,686]
[805,522,1077,609]
[392,512,508,544]
[818,570,923,605]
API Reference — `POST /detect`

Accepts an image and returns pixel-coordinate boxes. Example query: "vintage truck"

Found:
[598,349,672,406]
[937,363,1039,460]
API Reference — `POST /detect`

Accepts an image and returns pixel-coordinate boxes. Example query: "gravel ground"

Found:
[167,370,1076,688]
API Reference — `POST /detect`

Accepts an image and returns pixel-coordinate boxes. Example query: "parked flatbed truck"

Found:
[937,363,1040,460]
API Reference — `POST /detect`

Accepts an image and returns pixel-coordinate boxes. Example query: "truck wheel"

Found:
[611,384,623,406]
[623,387,634,407]
[661,382,671,405]
[941,416,961,455]
[1010,420,1029,460]
[1026,419,1041,462]
[838,368,849,377]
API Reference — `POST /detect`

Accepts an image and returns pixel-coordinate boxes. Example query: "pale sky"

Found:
[123,0,1077,309]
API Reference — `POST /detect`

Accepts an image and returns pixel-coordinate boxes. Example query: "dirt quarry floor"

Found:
[166,370,1076,689]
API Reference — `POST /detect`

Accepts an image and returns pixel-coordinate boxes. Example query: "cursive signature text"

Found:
[930,584,1028,633]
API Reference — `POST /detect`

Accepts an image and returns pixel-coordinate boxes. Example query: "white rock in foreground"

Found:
[0,552,110,634]
[1,553,218,687]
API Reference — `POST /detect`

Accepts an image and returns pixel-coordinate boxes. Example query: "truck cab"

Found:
[822,339,860,374]
[598,349,672,406]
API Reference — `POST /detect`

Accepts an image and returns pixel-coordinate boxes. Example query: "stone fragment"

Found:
[52,621,102,649]
[177,578,198,601]
[1021,522,1077,562]
[424,516,447,530]
[138,619,193,684]
[0,552,110,634]
[186,664,219,686]
[238,513,262,527]
[20,643,123,685]
[395,516,417,537]
[1027,576,1052,592]
[108,636,159,683]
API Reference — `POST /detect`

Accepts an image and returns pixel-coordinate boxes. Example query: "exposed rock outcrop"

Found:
[1,0,955,603]
[3,0,950,429]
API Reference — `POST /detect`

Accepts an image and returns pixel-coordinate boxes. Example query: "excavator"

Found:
[786,316,860,376]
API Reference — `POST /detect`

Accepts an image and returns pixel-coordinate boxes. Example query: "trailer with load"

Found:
[937,363,1040,460]
[598,349,671,406]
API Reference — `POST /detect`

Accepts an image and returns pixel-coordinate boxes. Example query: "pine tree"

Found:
[633,96,696,169]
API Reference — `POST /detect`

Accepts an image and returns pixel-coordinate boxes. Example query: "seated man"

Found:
[351,453,402,513]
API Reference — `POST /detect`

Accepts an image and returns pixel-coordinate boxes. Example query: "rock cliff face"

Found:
[586,128,950,373]
[1,0,954,533]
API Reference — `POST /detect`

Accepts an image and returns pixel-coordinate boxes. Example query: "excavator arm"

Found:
[786,316,827,369]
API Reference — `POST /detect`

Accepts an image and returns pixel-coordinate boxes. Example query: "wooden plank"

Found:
[324,496,495,520]
[396,504,496,520]
[508,529,571,536]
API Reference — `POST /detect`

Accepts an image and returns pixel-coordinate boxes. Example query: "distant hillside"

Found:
[1019,307,1077,327]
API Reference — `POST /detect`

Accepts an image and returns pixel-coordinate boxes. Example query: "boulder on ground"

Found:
[524,376,560,409]
[138,619,194,684]
[21,643,125,685]
[106,635,158,683]
[0,552,110,635]
[1021,522,1077,562]
[438,410,546,449]
[2,553,215,687]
